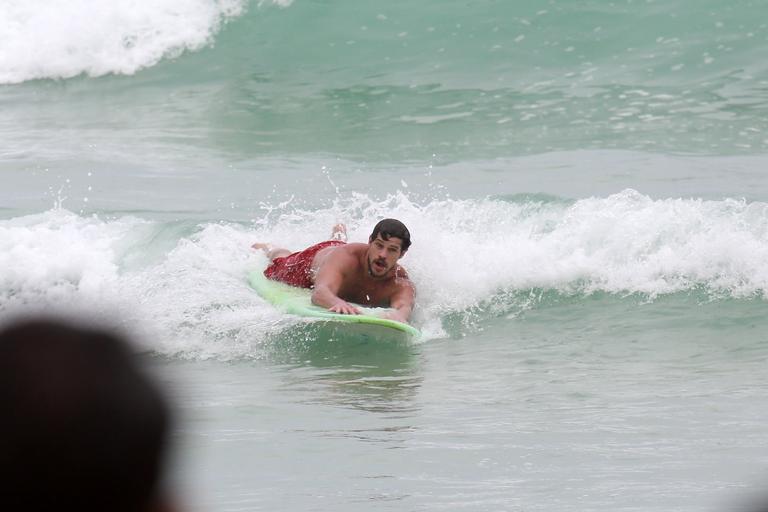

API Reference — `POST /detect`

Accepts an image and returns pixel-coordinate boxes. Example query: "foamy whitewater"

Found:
[2,1,768,511]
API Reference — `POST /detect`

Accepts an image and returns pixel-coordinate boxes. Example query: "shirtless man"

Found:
[252,218,415,323]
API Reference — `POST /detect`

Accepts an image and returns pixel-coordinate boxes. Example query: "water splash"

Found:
[3,190,768,358]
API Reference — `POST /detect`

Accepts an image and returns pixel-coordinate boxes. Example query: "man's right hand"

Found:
[328,300,362,315]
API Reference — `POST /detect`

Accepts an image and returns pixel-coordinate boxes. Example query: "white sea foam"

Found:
[0,0,250,84]
[3,190,768,358]
[0,209,278,358]
[118,222,285,359]
[0,209,146,325]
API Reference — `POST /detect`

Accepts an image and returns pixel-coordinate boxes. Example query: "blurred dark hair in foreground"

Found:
[0,317,175,512]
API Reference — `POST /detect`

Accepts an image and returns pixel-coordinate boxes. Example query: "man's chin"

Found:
[369,263,389,277]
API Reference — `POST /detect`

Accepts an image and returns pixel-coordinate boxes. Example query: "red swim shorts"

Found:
[264,240,346,289]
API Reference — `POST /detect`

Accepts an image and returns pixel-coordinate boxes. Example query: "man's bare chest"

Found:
[337,279,395,307]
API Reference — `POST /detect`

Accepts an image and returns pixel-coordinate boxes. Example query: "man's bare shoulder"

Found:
[393,265,413,285]
[330,242,367,260]
[339,242,368,253]
[315,242,363,271]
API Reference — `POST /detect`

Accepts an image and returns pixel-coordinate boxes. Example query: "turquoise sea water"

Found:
[2,1,768,510]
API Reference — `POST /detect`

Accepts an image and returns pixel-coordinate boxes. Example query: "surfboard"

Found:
[247,266,420,341]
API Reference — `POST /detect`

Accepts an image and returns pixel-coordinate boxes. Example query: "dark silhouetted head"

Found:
[0,318,173,512]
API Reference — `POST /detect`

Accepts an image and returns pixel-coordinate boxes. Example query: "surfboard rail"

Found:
[247,269,421,339]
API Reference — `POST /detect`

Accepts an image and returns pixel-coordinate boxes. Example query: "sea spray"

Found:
[3,190,768,357]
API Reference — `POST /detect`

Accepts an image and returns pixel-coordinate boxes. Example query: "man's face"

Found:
[366,235,404,278]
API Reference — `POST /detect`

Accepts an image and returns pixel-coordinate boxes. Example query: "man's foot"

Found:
[330,223,347,242]
[251,242,291,261]
[251,242,272,253]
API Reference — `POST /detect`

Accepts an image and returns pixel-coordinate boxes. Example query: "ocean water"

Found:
[2,0,768,510]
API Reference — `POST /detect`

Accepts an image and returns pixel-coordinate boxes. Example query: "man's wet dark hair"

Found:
[0,318,172,512]
[369,218,411,253]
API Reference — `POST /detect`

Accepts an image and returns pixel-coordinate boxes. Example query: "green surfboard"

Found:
[248,267,421,341]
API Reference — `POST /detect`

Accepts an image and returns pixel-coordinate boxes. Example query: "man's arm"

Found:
[383,279,415,323]
[311,253,361,315]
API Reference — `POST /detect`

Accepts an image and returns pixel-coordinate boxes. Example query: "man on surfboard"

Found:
[252,218,415,323]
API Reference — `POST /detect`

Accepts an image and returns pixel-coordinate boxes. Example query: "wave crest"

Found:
[3,190,768,357]
[0,0,252,84]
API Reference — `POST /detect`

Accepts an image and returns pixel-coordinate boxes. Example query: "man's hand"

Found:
[329,300,362,315]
